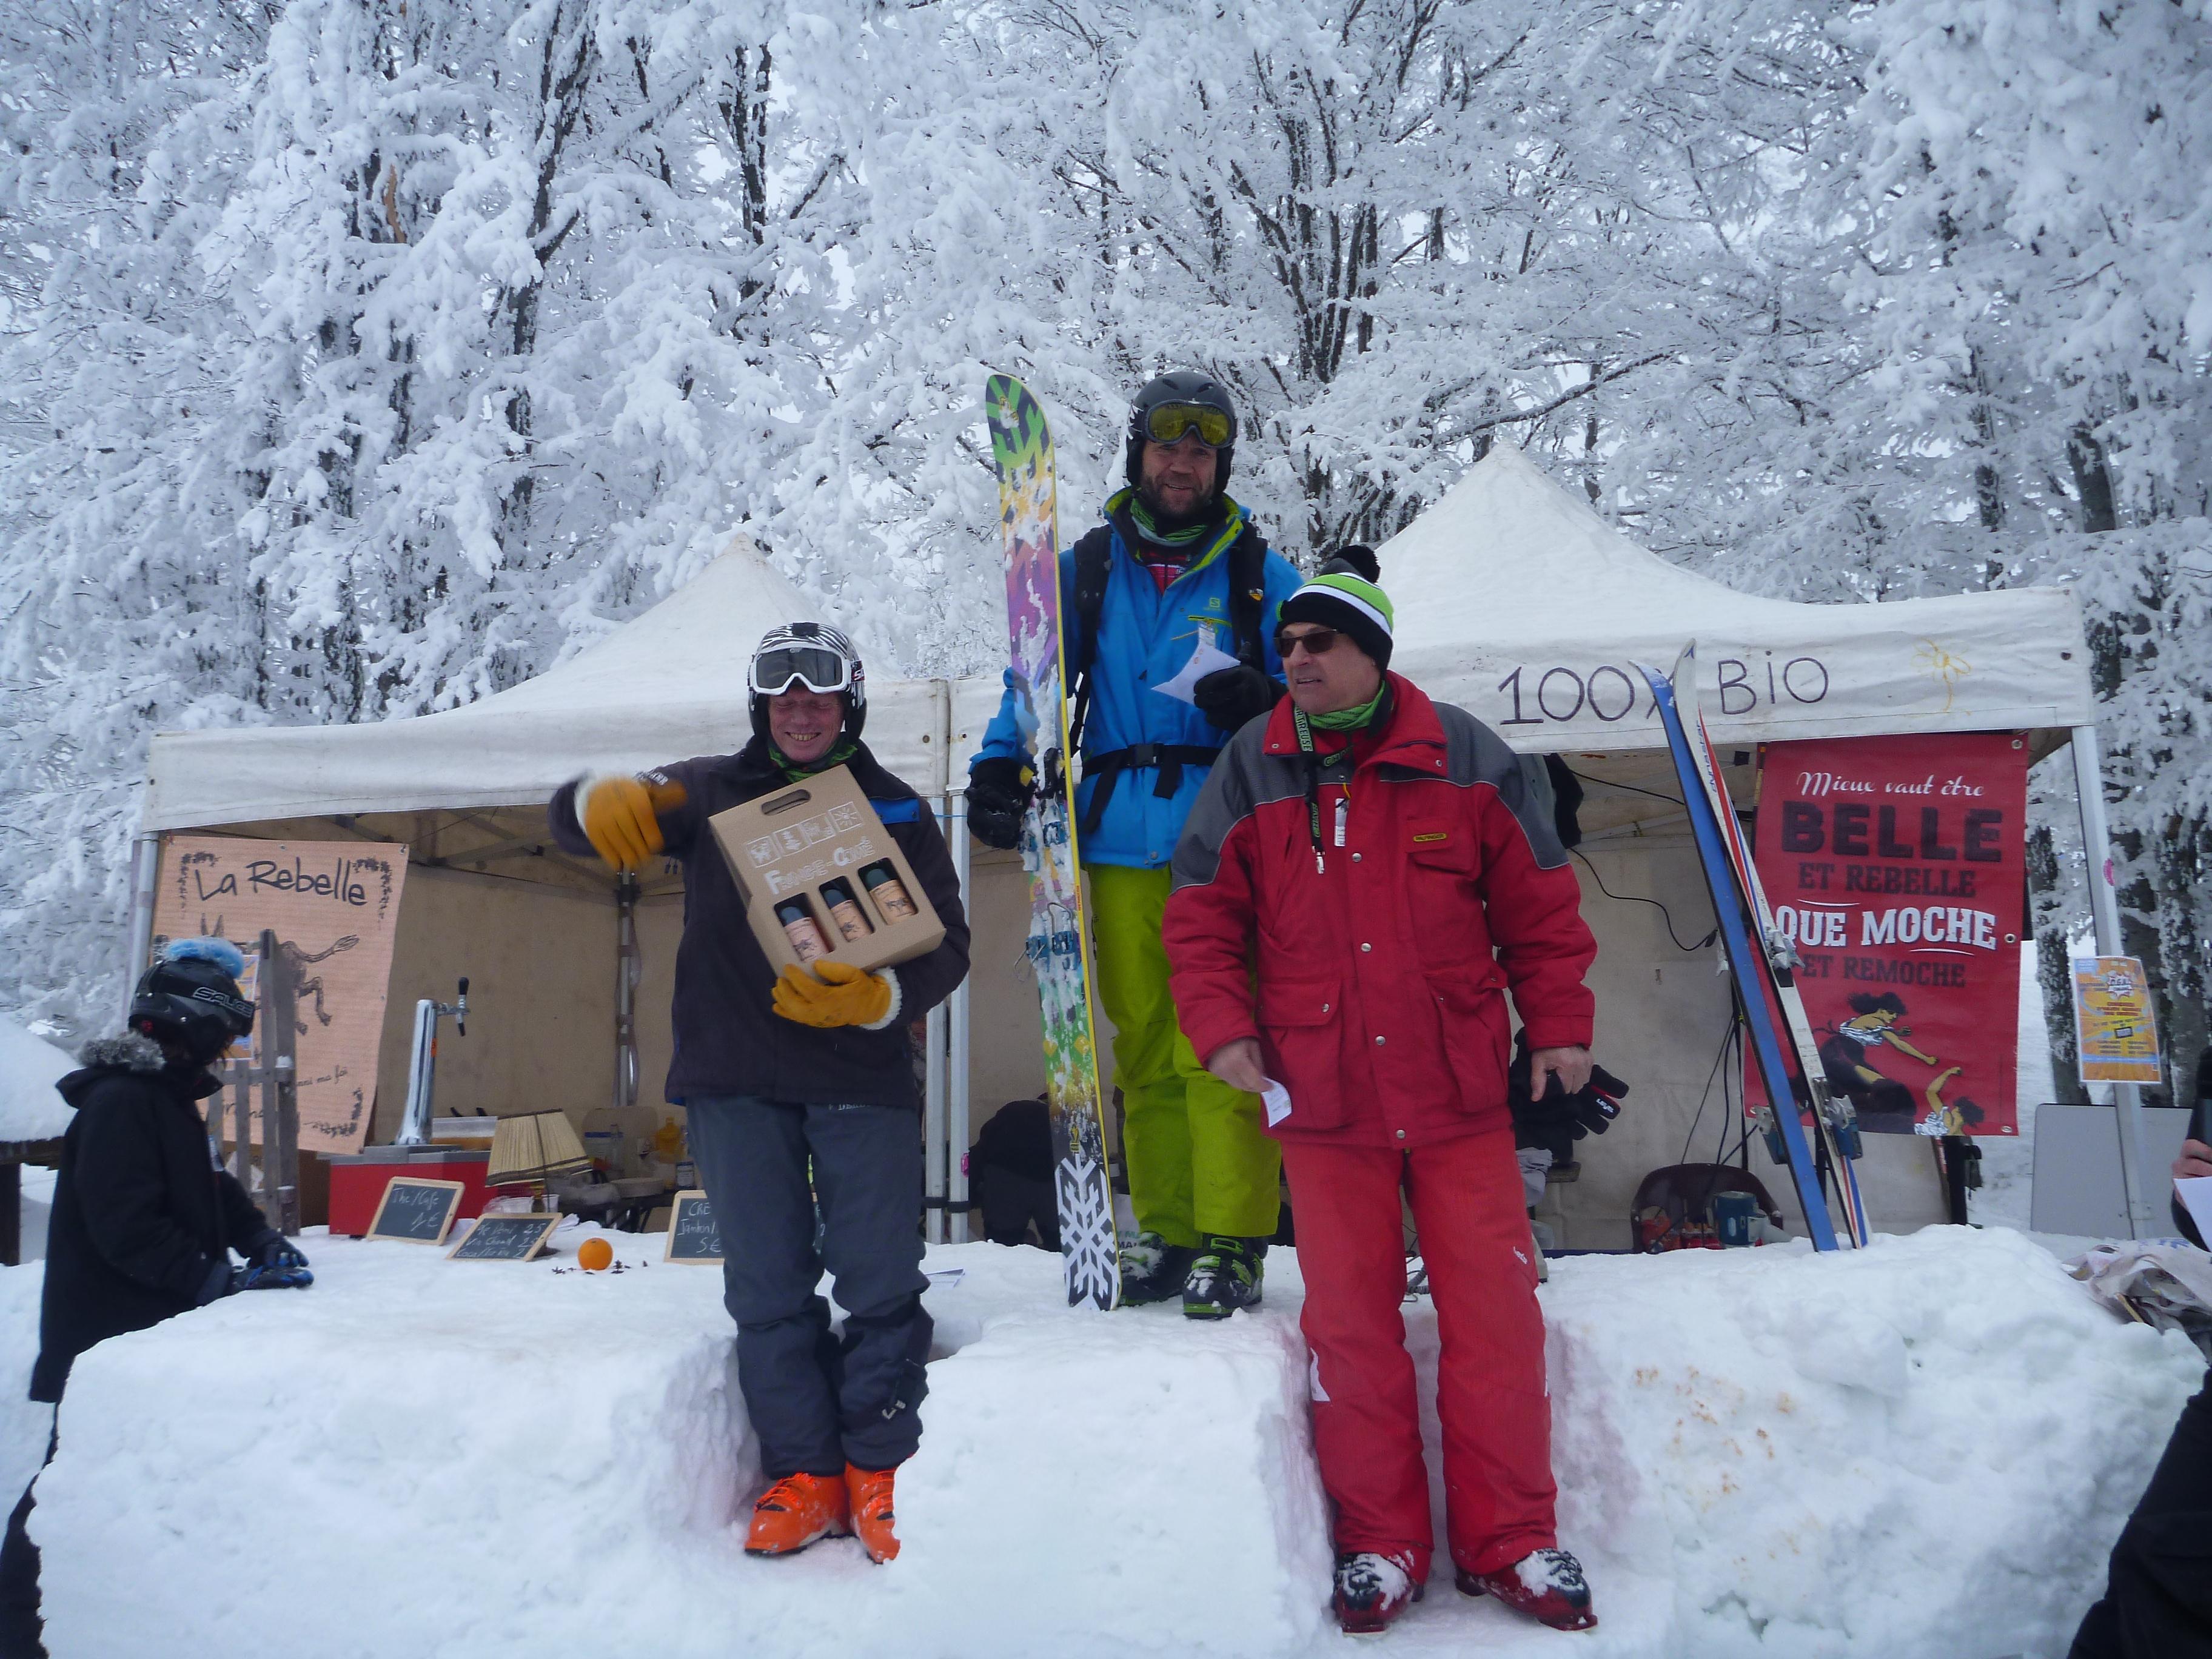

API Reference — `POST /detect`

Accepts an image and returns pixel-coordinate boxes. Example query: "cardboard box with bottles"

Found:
[708,765,946,975]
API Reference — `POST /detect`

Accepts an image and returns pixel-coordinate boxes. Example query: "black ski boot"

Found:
[1118,1232,1198,1305]
[1183,1235,1266,1319]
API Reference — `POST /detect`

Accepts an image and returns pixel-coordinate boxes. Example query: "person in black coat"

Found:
[548,622,970,1568]
[2070,1044,2212,1659]
[0,939,309,1659]
[971,1098,1059,1251]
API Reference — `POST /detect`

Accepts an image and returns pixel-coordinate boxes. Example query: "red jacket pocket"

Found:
[1256,976,1350,1132]
[1421,965,1511,1120]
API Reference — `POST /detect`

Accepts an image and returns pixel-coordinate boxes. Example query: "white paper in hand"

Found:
[2176,1176,2212,1244]
[1261,1079,1293,1128]
[1151,626,1241,707]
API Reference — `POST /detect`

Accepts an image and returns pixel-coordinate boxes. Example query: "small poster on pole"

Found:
[2070,956,2163,1085]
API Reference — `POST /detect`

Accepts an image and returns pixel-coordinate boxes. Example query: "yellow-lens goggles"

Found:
[1143,402,1233,448]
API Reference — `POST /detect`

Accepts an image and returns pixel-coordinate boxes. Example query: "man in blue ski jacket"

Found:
[969,370,1304,1317]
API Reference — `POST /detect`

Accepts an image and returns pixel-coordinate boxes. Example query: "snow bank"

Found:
[33,1232,1331,1659]
[0,1262,49,1503]
[13,1166,53,1264]
[0,1018,72,1144]
[1541,1227,2202,1658]
[21,1225,2200,1658]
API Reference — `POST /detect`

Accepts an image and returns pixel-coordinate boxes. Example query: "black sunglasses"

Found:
[1275,626,1344,658]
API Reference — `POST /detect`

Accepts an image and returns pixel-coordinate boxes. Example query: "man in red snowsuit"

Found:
[1162,554,1601,1637]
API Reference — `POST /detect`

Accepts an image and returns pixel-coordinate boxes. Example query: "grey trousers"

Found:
[684,1095,931,1478]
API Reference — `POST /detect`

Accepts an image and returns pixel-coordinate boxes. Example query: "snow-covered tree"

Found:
[0,0,2204,1078]
[1842,0,2212,1075]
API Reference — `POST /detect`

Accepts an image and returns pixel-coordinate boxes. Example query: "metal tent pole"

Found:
[126,829,161,994]
[2070,724,2159,1238]
[948,789,973,1243]
[923,791,951,1245]
[615,872,641,1113]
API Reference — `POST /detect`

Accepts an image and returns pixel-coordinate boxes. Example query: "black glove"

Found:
[229,1259,314,1292]
[1193,663,1282,734]
[247,1228,310,1273]
[968,755,1034,851]
[1508,1035,1627,1144]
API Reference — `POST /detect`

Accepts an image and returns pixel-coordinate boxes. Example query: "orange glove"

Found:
[771,960,897,1029]
[578,773,688,871]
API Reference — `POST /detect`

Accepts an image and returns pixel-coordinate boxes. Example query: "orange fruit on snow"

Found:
[575,1236,614,1272]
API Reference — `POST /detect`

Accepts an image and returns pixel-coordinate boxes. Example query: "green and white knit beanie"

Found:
[1279,549,1392,668]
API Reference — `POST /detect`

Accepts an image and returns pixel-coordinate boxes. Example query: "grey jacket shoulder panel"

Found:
[1406,702,1571,871]
[1169,716,1286,892]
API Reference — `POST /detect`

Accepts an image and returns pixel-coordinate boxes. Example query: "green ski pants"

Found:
[1088,862,1282,1246]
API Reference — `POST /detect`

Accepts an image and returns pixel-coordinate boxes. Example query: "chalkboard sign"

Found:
[446,1212,560,1262]
[365,1178,464,1245]
[664,1190,723,1263]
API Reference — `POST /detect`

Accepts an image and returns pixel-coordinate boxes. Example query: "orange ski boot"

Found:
[743,1472,851,1557]
[846,1464,900,1563]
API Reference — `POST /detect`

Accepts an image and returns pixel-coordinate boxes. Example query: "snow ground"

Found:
[0,1262,48,1504]
[12,1167,52,1267]
[1969,937,2060,1233]
[2,1222,2197,1659]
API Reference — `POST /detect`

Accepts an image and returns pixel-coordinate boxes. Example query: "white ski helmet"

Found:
[748,621,866,745]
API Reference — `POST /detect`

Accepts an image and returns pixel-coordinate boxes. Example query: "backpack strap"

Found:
[1065,528,1114,753]
[1224,529,1270,670]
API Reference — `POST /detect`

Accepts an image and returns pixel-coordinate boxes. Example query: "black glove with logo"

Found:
[1193,664,1282,734]
[1508,1035,1627,1148]
[968,756,1036,851]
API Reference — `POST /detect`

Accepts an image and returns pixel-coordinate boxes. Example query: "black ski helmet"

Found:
[747,620,867,747]
[130,937,254,1063]
[1125,370,1238,496]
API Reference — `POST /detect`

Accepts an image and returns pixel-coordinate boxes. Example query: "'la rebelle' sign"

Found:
[152,836,409,1155]
[1749,732,2029,1138]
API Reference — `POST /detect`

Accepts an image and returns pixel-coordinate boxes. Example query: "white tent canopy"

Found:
[1387,447,2093,752]
[144,541,953,834]
[146,450,2096,831]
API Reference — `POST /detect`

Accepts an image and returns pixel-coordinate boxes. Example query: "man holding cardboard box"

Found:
[548,622,969,1566]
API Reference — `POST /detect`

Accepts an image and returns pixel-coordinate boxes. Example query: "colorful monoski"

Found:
[984,374,1121,1309]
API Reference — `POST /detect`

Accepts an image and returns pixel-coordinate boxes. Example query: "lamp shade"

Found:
[486,1111,593,1186]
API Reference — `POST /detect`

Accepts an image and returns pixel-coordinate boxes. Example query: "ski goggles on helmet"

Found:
[749,644,853,697]
[1142,402,1234,448]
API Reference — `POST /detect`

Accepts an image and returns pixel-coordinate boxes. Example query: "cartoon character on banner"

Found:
[1817,991,1982,1138]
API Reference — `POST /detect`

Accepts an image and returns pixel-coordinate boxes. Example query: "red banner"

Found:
[1749,732,2028,1137]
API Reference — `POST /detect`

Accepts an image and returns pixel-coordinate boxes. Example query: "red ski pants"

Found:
[1282,1127,1557,1580]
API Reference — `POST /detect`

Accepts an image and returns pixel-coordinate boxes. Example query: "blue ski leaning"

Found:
[1635,650,1844,1252]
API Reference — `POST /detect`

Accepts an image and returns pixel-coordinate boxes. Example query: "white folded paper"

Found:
[1151,631,1241,706]
[2176,1176,2212,1244]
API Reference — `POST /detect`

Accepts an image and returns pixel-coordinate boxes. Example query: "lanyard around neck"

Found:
[1292,705,1353,873]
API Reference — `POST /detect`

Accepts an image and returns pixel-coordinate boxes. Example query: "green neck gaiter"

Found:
[1305,683,1389,732]
[1127,494,1216,549]
[771,737,859,782]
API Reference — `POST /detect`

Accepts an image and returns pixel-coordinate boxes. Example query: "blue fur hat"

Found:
[164,937,247,979]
